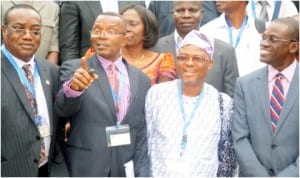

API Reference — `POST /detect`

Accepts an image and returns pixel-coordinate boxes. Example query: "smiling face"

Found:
[2,8,41,62]
[90,14,127,61]
[177,45,213,87]
[260,21,298,69]
[172,1,203,38]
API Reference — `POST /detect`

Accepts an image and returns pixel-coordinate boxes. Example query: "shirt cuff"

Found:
[63,80,83,98]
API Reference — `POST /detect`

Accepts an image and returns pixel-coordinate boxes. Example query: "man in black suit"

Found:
[1,4,67,177]
[55,12,150,176]
[59,1,145,64]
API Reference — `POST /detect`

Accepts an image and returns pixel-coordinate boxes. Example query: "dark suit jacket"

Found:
[233,64,299,176]
[1,54,68,176]
[59,1,145,64]
[153,32,239,97]
[55,54,151,176]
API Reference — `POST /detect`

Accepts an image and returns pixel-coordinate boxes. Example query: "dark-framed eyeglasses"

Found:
[177,54,209,63]
[6,25,41,36]
[261,34,297,44]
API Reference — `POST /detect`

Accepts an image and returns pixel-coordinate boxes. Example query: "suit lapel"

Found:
[1,56,35,121]
[90,56,116,117]
[36,59,53,132]
[256,67,273,134]
[122,63,139,124]
[274,64,299,137]
[168,33,177,58]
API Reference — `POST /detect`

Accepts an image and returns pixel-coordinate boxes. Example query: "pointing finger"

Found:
[81,56,88,70]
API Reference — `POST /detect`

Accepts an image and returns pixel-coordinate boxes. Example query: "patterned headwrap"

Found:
[179,30,214,60]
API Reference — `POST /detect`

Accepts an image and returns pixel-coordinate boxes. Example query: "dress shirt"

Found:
[247,0,298,22]
[100,0,119,12]
[63,55,131,122]
[268,60,297,99]
[14,55,51,166]
[201,13,265,76]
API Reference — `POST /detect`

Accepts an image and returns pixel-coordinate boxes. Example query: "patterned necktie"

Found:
[259,0,269,22]
[22,64,47,165]
[270,73,284,132]
[108,63,120,112]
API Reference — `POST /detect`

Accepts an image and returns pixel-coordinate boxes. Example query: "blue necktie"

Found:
[270,73,284,132]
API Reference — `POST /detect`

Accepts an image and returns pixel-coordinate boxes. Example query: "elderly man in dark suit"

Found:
[55,12,150,177]
[153,0,239,97]
[59,1,145,64]
[1,4,67,177]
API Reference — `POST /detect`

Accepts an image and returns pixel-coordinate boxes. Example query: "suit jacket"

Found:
[1,1,60,59]
[1,54,68,176]
[55,54,151,176]
[59,1,145,64]
[232,64,299,176]
[153,32,239,97]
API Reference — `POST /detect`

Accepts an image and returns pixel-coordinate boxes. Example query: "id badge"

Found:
[106,124,131,147]
[38,125,50,138]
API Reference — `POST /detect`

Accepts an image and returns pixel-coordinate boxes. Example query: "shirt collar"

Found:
[11,53,35,72]
[97,54,123,71]
[268,60,297,83]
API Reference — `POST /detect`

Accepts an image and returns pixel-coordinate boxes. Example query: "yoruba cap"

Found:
[179,30,214,59]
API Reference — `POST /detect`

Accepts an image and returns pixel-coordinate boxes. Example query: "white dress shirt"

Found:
[201,13,266,76]
[247,0,298,22]
[14,55,51,166]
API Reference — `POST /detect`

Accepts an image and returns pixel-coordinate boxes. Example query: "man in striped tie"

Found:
[232,17,299,177]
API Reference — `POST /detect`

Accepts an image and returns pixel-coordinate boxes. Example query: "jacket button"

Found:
[33,159,39,164]
[271,144,276,148]
[36,136,41,140]
[269,169,275,176]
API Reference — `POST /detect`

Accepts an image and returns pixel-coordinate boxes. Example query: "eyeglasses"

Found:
[90,30,125,37]
[173,8,201,15]
[261,34,297,44]
[177,55,209,63]
[6,25,41,36]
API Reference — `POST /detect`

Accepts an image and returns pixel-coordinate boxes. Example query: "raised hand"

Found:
[70,57,98,91]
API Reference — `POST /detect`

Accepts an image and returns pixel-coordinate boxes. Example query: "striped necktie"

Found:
[270,73,284,132]
[22,64,47,166]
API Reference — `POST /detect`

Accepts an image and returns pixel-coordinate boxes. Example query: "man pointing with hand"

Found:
[55,12,151,177]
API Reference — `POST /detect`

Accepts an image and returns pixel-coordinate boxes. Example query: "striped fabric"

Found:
[270,73,285,131]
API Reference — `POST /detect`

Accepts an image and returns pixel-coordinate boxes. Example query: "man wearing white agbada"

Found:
[145,30,237,177]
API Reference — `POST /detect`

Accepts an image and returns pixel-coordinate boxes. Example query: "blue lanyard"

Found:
[225,16,248,48]
[251,0,281,20]
[110,63,125,123]
[177,80,204,156]
[2,45,42,125]
[1,45,39,98]
[251,0,257,19]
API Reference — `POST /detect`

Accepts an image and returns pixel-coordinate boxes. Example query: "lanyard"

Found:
[225,16,248,48]
[109,63,125,125]
[251,0,281,20]
[177,80,204,156]
[1,45,39,98]
[1,45,42,125]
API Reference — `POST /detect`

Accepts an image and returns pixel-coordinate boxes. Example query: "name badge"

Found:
[38,125,50,138]
[106,124,131,147]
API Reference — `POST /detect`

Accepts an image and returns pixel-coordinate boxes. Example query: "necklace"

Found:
[122,50,145,66]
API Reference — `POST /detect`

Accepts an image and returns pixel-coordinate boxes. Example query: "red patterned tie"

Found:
[108,63,120,112]
[22,64,47,165]
[270,73,284,132]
